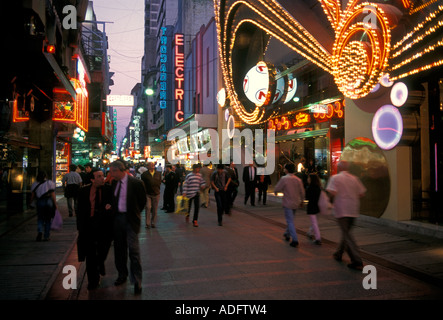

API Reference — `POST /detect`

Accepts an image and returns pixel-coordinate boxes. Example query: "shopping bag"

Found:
[51,209,63,231]
[318,190,332,215]
[175,195,189,215]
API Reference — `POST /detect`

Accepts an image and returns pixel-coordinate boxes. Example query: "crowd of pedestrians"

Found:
[29,157,366,293]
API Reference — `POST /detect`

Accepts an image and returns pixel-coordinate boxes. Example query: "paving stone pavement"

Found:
[1,190,443,301]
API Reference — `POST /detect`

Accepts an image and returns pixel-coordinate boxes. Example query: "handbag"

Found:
[318,190,332,215]
[175,195,189,215]
[51,209,63,231]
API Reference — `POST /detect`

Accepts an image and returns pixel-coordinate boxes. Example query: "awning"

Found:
[275,128,329,142]
[0,136,41,150]
[43,52,77,100]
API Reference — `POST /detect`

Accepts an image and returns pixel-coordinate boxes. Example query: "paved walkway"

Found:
[1,190,443,300]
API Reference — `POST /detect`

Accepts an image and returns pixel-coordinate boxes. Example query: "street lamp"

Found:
[145,88,154,96]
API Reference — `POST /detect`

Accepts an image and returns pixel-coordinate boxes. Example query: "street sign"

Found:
[106,95,134,107]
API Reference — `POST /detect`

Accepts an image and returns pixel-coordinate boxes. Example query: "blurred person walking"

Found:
[211,164,231,226]
[326,161,366,270]
[305,173,322,245]
[257,173,271,205]
[162,164,177,213]
[31,171,57,241]
[141,162,162,228]
[199,163,213,208]
[182,164,206,227]
[242,162,257,206]
[274,163,305,248]
[62,164,82,217]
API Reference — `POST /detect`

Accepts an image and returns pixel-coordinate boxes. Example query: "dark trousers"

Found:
[229,186,237,207]
[113,213,142,285]
[244,182,256,205]
[258,185,268,204]
[187,194,200,222]
[83,222,112,288]
[336,217,363,265]
[164,187,175,212]
[214,190,230,223]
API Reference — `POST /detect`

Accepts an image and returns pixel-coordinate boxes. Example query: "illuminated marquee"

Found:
[175,33,185,122]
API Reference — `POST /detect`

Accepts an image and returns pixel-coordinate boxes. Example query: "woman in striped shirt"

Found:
[182,164,206,227]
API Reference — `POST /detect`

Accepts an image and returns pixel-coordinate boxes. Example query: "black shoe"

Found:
[166,210,174,213]
[36,232,42,242]
[289,241,299,247]
[114,277,127,286]
[134,283,142,295]
[218,222,223,226]
[283,234,290,242]
[347,263,364,271]
[313,240,322,245]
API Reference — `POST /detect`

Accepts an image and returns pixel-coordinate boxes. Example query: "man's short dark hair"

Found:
[217,164,225,170]
[110,160,126,172]
[285,163,295,174]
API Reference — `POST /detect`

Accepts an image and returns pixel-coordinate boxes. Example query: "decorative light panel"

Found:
[214,0,443,124]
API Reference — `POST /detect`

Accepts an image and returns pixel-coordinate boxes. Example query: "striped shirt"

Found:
[183,172,206,198]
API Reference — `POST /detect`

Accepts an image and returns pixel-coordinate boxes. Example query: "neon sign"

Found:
[159,27,168,110]
[372,104,403,150]
[175,33,185,122]
[312,100,344,121]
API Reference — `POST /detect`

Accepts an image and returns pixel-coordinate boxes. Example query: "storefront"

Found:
[272,97,344,188]
[172,128,214,171]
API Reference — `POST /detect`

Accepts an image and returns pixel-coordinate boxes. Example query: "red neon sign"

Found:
[313,100,344,121]
[175,33,185,122]
[268,100,344,131]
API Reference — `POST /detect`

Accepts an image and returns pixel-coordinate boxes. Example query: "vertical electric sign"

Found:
[175,33,185,122]
[159,27,167,109]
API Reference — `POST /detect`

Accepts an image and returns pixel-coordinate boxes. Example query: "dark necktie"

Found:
[93,187,101,217]
[115,181,122,211]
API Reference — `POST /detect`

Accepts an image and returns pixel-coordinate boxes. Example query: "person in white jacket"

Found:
[274,163,305,248]
[326,160,366,270]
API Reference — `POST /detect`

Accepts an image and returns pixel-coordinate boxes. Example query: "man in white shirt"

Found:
[110,160,147,294]
[326,160,366,270]
[274,163,305,248]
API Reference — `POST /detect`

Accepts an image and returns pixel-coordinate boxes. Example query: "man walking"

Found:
[242,162,257,206]
[211,164,231,226]
[163,164,177,213]
[226,161,239,208]
[110,160,147,295]
[141,161,162,228]
[199,163,213,208]
[62,164,82,217]
[182,164,206,227]
[326,160,366,270]
[274,163,305,248]
[77,168,113,290]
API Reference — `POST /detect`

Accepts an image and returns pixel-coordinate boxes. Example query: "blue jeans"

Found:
[283,208,298,242]
[37,216,52,240]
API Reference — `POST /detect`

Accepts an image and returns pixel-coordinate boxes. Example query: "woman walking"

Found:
[31,171,58,241]
[306,173,322,245]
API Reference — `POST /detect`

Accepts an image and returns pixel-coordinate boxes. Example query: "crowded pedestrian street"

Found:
[1,187,443,303]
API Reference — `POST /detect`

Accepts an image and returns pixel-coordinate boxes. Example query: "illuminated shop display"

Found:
[214,0,443,124]
[53,78,88,132]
